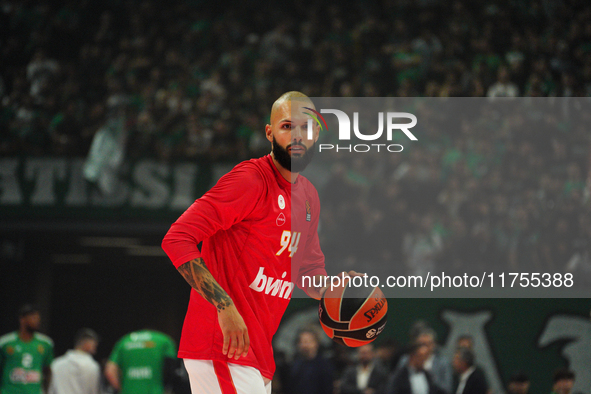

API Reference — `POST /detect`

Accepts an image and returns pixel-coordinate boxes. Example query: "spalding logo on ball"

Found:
[319,281,388,347]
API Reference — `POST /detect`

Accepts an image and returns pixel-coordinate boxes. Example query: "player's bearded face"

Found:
[272,136,315,173]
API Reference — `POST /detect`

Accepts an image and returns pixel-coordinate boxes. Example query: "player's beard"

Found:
[272,136,315,173]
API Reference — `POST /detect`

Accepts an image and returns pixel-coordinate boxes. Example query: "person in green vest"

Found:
[0,304,54,394]
[104,329,177,394]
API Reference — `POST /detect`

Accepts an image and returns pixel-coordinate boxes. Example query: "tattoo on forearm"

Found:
[178,258,234,312]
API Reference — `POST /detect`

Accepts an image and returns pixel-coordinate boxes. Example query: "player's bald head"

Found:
[266,91,318,174]
[270,91,314,124]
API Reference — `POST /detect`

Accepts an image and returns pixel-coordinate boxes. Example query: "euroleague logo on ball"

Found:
[366,321,387,339]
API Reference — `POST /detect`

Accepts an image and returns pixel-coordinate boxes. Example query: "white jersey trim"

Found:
[0,332,18,347]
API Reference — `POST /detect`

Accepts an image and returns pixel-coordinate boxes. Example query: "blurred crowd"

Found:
[1,0,590,274]
[2,0,591,159]
[272,321,577,394]
[318,99,591,281]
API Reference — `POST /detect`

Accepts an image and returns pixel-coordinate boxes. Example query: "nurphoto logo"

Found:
[305,108,418,153]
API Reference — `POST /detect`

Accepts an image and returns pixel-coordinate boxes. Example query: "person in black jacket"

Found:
[288,328,335,394]
[386,343,444,394]
[341,344,389,394]
[451,347,488,394]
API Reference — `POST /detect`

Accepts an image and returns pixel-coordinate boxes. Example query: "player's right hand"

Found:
[218,304,250,360]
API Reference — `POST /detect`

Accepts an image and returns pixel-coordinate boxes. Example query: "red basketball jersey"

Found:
[161,154,326,379]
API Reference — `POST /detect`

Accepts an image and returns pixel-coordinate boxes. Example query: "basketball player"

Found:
[104,329,176,394]
[0,305,54,394]
[162,92,354,394]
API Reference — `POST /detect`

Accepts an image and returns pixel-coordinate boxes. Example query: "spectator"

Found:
[375,339,402,373]
[288,328,334,394]
[451,348,487,394]
[49,329,100,394]
[341,344,389,394]
[403,214,444,277]
[455,336,474,351]
[386,343,442,394]
[507,372,530,394]
[260,24,296,66]
[397,328,453,394]
[26,49,59,102]
[551,368,575,394]
[486,66,519,97]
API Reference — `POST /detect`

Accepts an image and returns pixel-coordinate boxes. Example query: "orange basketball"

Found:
[318,282,388,347]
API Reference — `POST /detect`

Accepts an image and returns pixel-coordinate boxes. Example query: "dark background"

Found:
[0,223,188,362]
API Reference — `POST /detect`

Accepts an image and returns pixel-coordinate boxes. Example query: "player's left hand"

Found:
[218,304,250,360]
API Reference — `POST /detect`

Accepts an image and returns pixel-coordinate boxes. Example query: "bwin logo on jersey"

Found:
[249,267,294,299]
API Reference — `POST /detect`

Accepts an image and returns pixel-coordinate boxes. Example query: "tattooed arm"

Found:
[177,258,234,311]
[177,258,250,360]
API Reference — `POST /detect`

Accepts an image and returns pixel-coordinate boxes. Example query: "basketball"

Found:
[318,280,388,347]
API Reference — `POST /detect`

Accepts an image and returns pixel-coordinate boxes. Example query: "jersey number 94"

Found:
[276,231,301,257]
